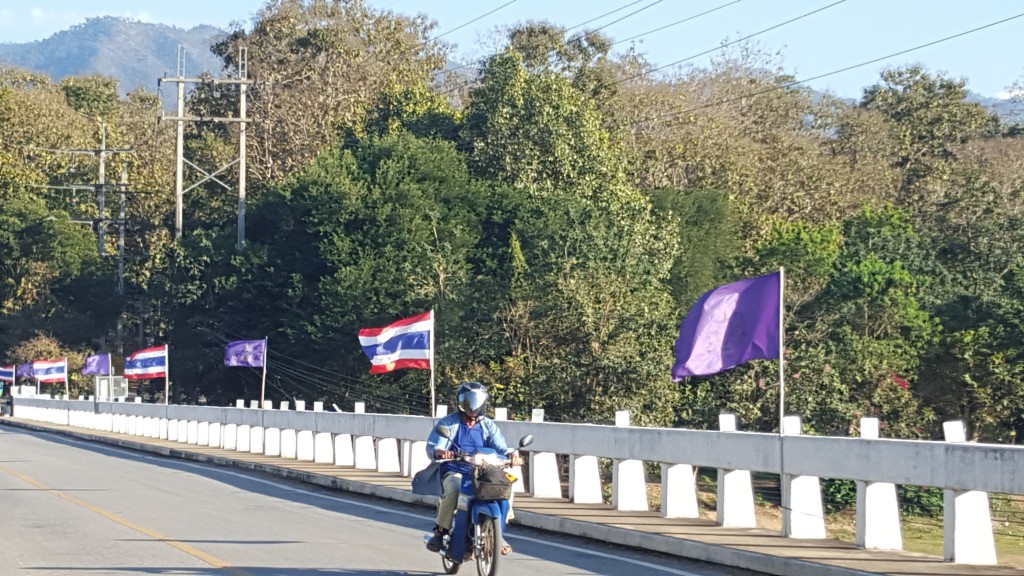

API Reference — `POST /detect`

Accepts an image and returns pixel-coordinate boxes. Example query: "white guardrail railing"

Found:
[11,397,1024,566]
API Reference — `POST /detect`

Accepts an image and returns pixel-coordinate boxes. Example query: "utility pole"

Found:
[159,45,252,250]
[45,125,130,255]
[115,165,128,357]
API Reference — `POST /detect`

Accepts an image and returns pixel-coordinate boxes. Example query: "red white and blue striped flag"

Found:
[32,359,67,383]
[125,345,168,380]
[358,311,433,374]
[0,365,13,382]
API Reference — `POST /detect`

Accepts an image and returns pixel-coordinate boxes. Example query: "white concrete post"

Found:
[208,422,222,448]
[249,400,259,409]
[570,455,603,504]
[279,401,289,411]
[236,425,251,452]
[494,407,526,494]
[281,429,297,459]
[176,420,188,443]
[401,440,413,476]
[717,414,756,528]
[264,427,282,457]
[159,418,169,440]
[855,418,902,550]
[612,410,648,511]
[781,416,826,539]
[942,420,997,565]
[435,405,448,418]
[249,425,264,454]
[223,424,238,450]
[353,402,376,469]
[409,440,431,478]
[167,419,179,441]
[197,421,209,445]
[296,430,314,461]
[313,432,334,463]
[186,420,199,444]
[335,433,355,466]
[295,400,306,411]
[529,409,562,498]
[235,399,245,408]
[313,401,324,412]
[377,438,401,473]
[262,400,274,410]
[662,463,699,518]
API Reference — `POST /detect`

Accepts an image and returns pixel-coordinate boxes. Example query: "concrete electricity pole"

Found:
[159,45,252,250]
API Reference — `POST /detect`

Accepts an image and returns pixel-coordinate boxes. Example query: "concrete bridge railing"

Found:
[12,397,1024,566]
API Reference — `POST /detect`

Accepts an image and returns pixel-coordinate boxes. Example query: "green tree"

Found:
[212,0,449,182]
[860,65,999,195]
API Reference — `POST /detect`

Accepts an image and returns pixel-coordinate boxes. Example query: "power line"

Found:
[660,11,1024,119]
[438,0,669,92]
[431,0,519,41]
[611,0,745,46]
[565,0,650,32]
[614,0,848,85]
[572,0,666,38]
[199,325,430,412]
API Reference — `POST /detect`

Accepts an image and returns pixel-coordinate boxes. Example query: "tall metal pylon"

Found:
[159,45,251,250]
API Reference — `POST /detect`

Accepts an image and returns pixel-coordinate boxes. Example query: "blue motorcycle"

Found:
[428,425,533,576]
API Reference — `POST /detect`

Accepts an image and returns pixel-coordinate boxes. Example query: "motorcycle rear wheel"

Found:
[442,555,460,574]
[475,516,501,576]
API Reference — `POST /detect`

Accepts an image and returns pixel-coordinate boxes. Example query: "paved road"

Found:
[0,426,761,576]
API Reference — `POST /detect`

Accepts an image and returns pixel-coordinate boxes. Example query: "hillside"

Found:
[0,16,225,94]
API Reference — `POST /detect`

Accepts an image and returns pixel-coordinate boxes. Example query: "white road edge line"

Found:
[36,430,708,576]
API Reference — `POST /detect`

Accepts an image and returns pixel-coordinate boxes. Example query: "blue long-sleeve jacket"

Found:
[426,412,512,461]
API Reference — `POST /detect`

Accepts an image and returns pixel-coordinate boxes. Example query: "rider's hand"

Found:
[509,453,524,467]
[434,449,455,460]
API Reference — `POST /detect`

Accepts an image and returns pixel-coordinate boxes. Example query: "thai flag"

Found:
[0,365,13,382]
[358,311,433,374]
[32,359,67,383]
[125,345,168,380]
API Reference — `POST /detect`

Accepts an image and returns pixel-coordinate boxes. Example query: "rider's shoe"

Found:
[426,527,447,552]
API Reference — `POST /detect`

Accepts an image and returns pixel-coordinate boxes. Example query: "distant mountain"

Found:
[967,91,1024,126]
[0,16,225,95]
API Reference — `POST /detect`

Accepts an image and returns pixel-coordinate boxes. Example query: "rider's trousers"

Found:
[436,472,463,530]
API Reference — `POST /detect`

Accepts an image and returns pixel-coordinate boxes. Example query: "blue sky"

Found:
[2,1,1022,98]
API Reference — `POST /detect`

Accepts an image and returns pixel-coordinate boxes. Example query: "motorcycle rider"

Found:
[425,381,524,553]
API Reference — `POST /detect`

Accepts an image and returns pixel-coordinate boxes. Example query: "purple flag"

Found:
[224,339,267,368]
[16,363,34,379]
[82,353,111,376]
[672,272,781,380]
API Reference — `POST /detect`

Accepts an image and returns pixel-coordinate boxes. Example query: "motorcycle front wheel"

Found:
[475,516,501,576]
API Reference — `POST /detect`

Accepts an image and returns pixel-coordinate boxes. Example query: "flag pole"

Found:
[260,337,268,408]
[777,266,789,535]
[164,344,170,406]
[429,309,436,419]
[64,357,69,399]
[778,267,785,434]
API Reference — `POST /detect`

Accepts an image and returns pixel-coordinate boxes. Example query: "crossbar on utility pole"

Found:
[159,45,251,250]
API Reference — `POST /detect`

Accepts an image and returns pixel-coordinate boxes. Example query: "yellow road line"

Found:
[0,466,253,576]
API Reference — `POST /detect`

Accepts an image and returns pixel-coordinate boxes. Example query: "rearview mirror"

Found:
[435,424,452,439]
[518,434,534,449]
